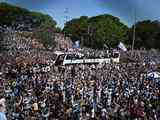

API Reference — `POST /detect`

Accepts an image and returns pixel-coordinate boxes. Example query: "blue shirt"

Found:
[0,112,7,120]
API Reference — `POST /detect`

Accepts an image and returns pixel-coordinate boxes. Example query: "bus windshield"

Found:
[55,54,65,65]
[66,54,84,60]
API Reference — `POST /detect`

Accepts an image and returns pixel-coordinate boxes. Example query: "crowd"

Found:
[0,27,159,120]
[0,54,159,120]
[52,63,160,120]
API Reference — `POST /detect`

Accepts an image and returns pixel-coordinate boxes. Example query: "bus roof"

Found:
[54,51,64,55]
[54,51,84,56]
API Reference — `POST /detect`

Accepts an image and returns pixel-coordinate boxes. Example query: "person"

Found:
[0,98,7,120]
[0,112,7,120]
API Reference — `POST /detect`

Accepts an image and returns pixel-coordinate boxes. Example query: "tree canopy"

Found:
[0,2,56,28]
[63,14,129,49]
[0,2,59,49]
[128,20,160,49]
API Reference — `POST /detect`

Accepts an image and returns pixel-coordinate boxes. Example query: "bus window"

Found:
[112,53,119,58]
[55,54,65,65]
[66,54,83,60]
[66,54,74,60]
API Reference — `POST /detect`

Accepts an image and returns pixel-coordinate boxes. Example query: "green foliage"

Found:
[33,23,56,49]
[0,3,28,25]
[0,2,58,49]
[54,27,61,33]
[30,11,57,28]
[63,16,89,41]
[128,20,160,49]
[0,3,57,27]
[63,14,128,49]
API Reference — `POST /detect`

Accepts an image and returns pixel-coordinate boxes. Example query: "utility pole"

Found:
[64,8,69,24]
[81,36,84,48]
[88,25,94,48]
[64,7,69,32]
[63,8,69,49]
[131,8,136,56]
[87,25,90,47]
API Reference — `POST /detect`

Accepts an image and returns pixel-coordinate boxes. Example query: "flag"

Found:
[147,72,160,80]
[118,42,127,51]
[73,40,80,48]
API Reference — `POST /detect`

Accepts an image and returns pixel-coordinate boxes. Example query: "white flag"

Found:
[118,42,127,51]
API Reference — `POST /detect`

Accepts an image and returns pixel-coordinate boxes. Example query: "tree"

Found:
[33,23,56,49]
[55,27,61,33]
[63,16,89,41]
[63,14,129,49]
[0,2,58,49]
[128,20,160,49]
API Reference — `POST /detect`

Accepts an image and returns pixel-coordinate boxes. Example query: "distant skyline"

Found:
[3,0,160,28]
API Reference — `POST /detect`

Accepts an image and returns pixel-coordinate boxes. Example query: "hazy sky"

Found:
[4,0,160,28]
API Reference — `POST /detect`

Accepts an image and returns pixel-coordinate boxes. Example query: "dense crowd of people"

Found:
[0,27,159,120]
[0,52,159,120]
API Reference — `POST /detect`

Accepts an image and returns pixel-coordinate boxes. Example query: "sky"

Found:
[3,0,160,28]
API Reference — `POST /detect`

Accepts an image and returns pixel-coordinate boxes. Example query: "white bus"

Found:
[53,51,120,66]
